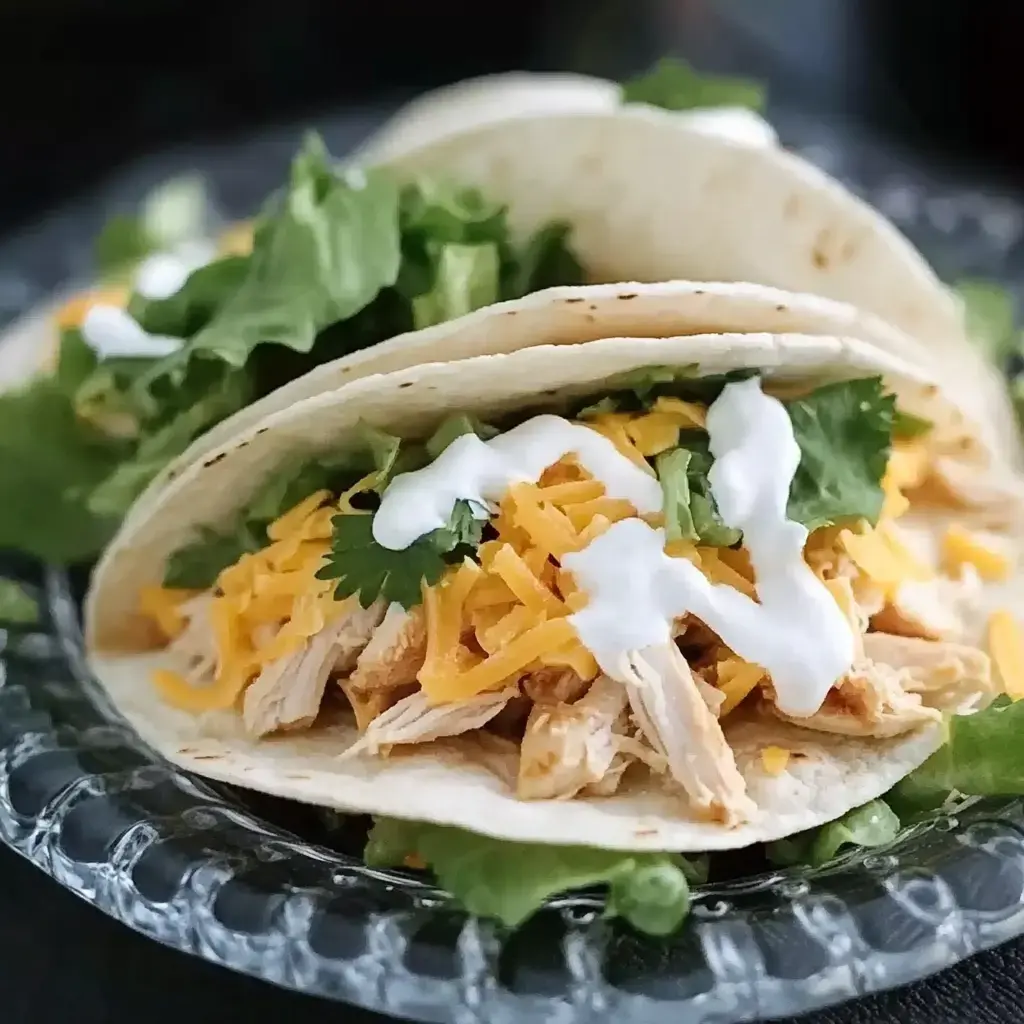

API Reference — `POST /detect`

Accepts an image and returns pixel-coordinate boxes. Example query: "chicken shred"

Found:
[165,594,217,683]
[623,643,755,825]
[243,600,385,738]
[342,687,518,758]
[768,640,946,740]
[520,666,590,705]
[862,632,992,706]
[517,675,629,800]
[339,603,427,731]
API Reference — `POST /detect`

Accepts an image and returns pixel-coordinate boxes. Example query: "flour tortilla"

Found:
[120,280,1018,538]
[86,330,988,851]
[14,97,1017,529]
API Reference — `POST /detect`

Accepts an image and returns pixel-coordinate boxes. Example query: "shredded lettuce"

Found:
[890,697,1024,817]
[0,579,40,625]
[766,800,901,868]
[365,817,705,935]
[955,279,1019,365]
[0,135,583,565]
[94,174,212,281]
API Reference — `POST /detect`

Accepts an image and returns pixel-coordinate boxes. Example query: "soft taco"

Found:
[86,328,1024,933]
[4,63,1016,570]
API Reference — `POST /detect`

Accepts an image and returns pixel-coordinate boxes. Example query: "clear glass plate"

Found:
[2,106,1024,1024]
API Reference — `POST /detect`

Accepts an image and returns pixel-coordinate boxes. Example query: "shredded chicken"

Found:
[166,594,217,683]
[623,642,755,825]
[862,632,992,707]
[516,675,628,800]
[872,573,981,642]
[770,658,942,739]
[338,603,427,730]
[243,600,385,738]
[520,666,590,705]
[929,456,1024,527]
[342,687,518,758]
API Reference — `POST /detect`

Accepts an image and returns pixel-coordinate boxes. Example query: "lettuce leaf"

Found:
[0,379,125,563]
[365,818,703,935]
[890,697,1024,816]
[955,279,1019,364]
[0,135,585,567]
[766,799,900,867]
[622,58,766,113]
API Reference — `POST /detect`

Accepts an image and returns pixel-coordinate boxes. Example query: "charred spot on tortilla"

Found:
[618,293,638,300]
[399,382,414,389]
[776,304,787,312]
[256,427,270,435]
[203,452,228,467]
[564,297,585,304]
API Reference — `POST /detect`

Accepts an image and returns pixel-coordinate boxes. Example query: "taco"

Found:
[4,64,1016,570]
[85,327,1024,932]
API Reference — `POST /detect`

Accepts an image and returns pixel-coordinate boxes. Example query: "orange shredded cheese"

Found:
[760,746,791,775]
[988,610,1024,700]
[55,287,129,329]
[717,658,767,716]
[943,525,1010,582]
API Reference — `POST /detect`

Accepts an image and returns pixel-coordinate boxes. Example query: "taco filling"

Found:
[128,363,1018,884]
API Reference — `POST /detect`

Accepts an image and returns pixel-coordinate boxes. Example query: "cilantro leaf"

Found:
[365,818,698,935]
[622,58,766,113]
[786,377,894,532]
[0,579,40,625]
[319,499,485,609]
[766,800,900,867]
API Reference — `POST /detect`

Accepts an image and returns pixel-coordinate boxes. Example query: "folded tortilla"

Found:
[85,327,1019,851]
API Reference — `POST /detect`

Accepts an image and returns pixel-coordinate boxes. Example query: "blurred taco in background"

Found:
[0,60,1017,571]
[85,321,1024,934]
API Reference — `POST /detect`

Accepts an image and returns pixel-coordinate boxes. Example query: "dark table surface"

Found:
[2,842,1022,1024]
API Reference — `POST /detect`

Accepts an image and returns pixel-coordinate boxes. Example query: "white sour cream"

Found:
[677,106,778,148]
[133,239,217,300]
[80,305,185,360]
[565,378,855,718]
[372,414,663,551]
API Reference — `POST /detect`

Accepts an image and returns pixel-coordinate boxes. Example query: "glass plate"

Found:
[2,106,1024,1024]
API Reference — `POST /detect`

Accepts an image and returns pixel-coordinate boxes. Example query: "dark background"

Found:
[2,0,1023,235]
[4,1,1024,1021]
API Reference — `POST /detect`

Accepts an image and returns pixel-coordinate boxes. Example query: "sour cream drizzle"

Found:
[565,378,855,718]
[80,305,185,360]
[372,414,663,550]
[134,239,217,300]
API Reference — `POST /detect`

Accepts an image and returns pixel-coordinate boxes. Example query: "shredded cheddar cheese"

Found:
[988,610,1024,700]
[943,525,1010,582]
[717,658,767,716]
[760,746,791,775]
[55,287,129,329]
